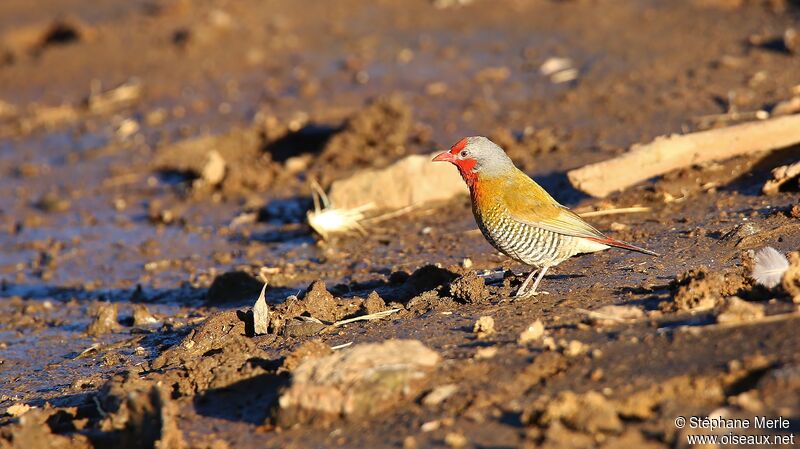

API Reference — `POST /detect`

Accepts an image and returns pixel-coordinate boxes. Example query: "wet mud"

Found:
[1,0,800,448]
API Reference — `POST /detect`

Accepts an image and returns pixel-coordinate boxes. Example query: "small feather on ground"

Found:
[751,247,789,288]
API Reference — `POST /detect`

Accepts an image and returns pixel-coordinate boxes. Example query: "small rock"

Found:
[5,403,32,417]
[540,57,573,76]
[115,118,139,139]
[421,420,443,432]
[473,316,495,339]
[475,346,498,359]
[609,222,628,231]
[562,340,587,357]
[86,302,121,336]
[403,436,418,449]
[785,27,799,54]
[585,305,645,326]
[284,155,309,174]
[422,384,459,407]
[542,336,558,351]
[197,150,226,186]
[716,297,765,324]
[444,432,468,449]
[275,339,440,426]
[518,320,545,344]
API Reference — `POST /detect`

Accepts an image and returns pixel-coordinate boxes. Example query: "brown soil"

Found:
[1,0,800,448]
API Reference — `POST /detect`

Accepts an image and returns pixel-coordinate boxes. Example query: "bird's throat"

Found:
[456,160,478,188]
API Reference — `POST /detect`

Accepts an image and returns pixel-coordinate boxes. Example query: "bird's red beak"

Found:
[432,151,455,163]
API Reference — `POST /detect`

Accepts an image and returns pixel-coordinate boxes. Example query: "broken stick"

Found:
[567,114,800,198]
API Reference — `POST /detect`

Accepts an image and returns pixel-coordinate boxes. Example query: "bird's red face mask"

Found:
[433,138,478,185]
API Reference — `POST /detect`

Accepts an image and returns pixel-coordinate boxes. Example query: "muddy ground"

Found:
[1,0,800,448]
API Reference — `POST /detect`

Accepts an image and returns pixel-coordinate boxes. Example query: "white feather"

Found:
[751,247,789,288]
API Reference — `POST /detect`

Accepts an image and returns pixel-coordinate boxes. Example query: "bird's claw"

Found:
[513,290,549,300]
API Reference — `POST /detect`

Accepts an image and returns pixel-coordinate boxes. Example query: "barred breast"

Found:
[474,203,579,268]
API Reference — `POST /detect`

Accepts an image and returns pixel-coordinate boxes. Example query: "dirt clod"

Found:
[0,406,92,449]
[154,128,273,196]
[395,265,458,302]
[585,305,645,325]
[763,161,800,195]
[362,291,388,315]
[448,272,490,304]
[132,304,158,327]
[281,318,327,337]
[98,379,186,449]
[86,302,122,336]
[150,311,270,395]
[301,280,339,323]
[473,316,495,339]
[312,94,412,182]
[275,339,440,426]
[668,267,747,311]
[716,297,765,323]
[561,340,587,357]
[782,252,800,302]
[518,320,546,344]
[282,339,333,372]
[539,391,623,435]
[5,403,32,417]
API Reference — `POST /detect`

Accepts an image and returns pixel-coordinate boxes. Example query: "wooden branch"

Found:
[567,114,800,198]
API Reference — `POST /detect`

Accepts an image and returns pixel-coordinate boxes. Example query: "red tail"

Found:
[587,237,659,257]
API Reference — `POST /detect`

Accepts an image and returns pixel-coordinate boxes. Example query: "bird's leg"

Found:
[516,266,550,299]
[515,268,539,299]
[527,265,550,296]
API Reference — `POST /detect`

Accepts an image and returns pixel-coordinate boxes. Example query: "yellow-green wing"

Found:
[500,170,607,239]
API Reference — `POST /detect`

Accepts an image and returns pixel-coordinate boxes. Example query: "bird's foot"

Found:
[513,289,549,300]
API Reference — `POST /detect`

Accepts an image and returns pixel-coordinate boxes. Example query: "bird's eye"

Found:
[460,150,468,158]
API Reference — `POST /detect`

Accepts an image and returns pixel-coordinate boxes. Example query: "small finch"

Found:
[433,136,658,298]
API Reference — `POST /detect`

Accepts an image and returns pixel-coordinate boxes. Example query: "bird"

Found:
[433,136,658,298]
